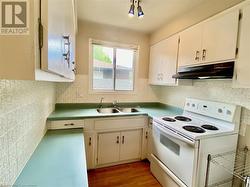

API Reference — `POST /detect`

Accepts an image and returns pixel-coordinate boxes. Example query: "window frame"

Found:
[89,39,139,94]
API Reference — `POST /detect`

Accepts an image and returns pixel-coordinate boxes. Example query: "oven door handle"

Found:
[154,122,196,146]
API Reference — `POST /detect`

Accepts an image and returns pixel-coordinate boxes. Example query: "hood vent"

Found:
[172,61,235,80]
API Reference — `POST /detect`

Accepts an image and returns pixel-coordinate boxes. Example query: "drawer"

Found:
[47,120,85,130]
[94,117,147,131]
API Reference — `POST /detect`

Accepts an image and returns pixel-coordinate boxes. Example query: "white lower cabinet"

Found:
[120,130,142,161]
[97,129,142,166]
[97,132,121,165]
[84,132,95,169]
[82,116,148,168]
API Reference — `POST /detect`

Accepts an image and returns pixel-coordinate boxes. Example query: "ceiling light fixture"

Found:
[137,0,144,18]
[128,0,135,17]
[128,0,144,19]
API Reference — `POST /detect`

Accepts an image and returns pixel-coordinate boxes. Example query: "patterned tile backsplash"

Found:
[0,80,56,186]
[56,75,159,103]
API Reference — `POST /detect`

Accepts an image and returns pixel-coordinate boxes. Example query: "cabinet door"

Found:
[61,0,76,80]
[120,130,142,161]
[202,10,239,63]
[149,44,162,85]
[178,24,203,67]
[149,35,179,85]
[97,132,120,165]
[84,132,94,169]
[234,5,250,88]
[161,36,179,85]
[41,0,75,79]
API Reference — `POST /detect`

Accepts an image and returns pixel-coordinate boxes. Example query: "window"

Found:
[91,41,136,91]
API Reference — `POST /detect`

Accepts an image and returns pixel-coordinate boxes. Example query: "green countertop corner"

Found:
[14,129,88,187]
[47,102,183,121]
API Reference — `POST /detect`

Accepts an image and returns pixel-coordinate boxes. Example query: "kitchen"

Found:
[1,0,250,187]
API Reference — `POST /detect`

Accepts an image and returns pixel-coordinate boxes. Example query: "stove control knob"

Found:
[218,108,223,113]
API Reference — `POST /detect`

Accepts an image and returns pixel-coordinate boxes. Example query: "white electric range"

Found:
[151,98,241,187]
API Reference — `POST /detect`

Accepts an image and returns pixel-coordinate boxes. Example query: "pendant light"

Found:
[128,0,144,18]
[137,0,144,18]
[128,0,135,17]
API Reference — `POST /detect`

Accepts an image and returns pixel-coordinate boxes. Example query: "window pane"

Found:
[93,45,114,90]
[115,48,134,91]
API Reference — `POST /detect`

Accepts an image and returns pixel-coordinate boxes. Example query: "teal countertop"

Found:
[14,129,88,187]
[48,102,183,121]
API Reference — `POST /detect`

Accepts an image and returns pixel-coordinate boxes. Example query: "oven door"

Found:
[152,121,199,187]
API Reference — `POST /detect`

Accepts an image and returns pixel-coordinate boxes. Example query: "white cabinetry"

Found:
[97,132,121,165]
[84,132,95,169]
[149,35,179,85]
[120,130,142,161]
[0,0,76,82]
[97,129,142,166]
[178,24,203,67]
[234,4,250,88]
[41,0,76,80]
[178,9,239,67]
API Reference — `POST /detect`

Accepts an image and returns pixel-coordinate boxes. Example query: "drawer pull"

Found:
[89,137,92,146]
[122,136,125,144]
[64,123,75,126]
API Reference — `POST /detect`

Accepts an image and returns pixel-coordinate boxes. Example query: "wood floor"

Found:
[88,161,162,187]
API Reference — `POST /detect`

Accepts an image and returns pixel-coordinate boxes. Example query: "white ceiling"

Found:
[77,0,206,33]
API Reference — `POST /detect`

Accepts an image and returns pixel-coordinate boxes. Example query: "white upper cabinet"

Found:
[0,0,76,82]
[149,35,179,85]
[178,9,240,67]
[202,10,239,64]
[178,24,203,67]
[41,0,76,80]
[234,4,250,88]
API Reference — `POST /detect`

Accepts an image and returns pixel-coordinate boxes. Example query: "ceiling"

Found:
[77,0,206,33]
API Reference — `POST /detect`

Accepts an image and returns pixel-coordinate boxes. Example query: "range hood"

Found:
[172,61,235,80]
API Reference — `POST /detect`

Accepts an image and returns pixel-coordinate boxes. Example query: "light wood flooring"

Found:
[88,161,162,187]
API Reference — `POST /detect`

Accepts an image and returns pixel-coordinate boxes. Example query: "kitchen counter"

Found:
[47,102,183,121]
[14,129,88,187]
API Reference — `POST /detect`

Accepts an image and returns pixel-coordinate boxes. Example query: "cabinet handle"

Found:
[122,136,125,144]
[116,136,120,144]
[146,132,148,139]
[64,123,74,126]
[89,137,92,146]
[195,51,200,61]
[62,35,71,67]
[202,49,206,61]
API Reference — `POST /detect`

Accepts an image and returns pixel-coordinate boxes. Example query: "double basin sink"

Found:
[97,107,139,114]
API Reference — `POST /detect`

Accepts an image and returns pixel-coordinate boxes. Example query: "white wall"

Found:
[56,21,159,103]
[0,80,56,186]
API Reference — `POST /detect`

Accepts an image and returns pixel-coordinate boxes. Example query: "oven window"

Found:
[160,134,180,155]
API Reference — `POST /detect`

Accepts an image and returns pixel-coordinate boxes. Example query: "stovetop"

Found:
[154,114,235,140]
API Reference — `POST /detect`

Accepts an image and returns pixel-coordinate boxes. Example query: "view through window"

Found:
[92,43,136,91]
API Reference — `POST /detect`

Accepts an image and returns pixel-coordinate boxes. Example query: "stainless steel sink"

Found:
[97,108,120,114]
[118,108,139,113]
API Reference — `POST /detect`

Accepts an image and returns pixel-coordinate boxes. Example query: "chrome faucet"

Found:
[98,97,104,108]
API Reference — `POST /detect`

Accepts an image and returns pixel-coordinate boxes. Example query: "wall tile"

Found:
[0,80,56,186]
